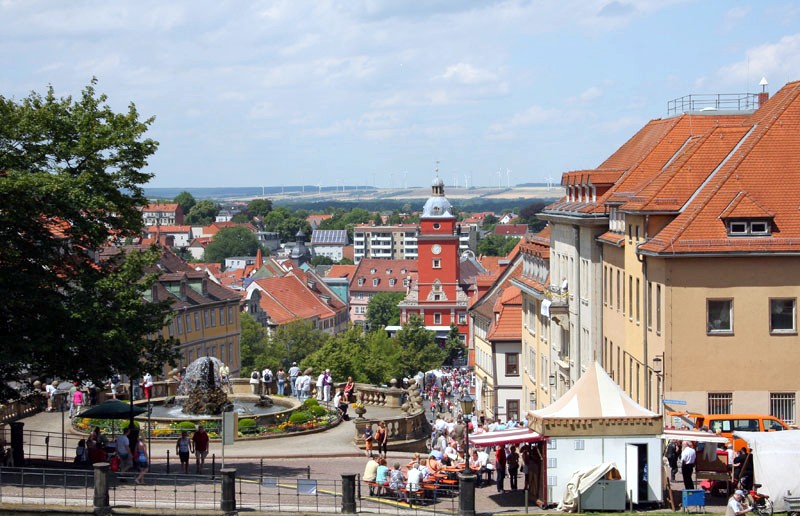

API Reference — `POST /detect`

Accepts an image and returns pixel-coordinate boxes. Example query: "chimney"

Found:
[758,76,769,108]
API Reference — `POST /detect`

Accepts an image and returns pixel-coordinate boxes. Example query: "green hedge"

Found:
[238,418,257,428]
[301,398,319,409]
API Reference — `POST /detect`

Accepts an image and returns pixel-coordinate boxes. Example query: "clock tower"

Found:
[399,176,469,344]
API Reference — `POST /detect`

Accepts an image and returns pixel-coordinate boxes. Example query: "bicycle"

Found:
[747,483,773,516]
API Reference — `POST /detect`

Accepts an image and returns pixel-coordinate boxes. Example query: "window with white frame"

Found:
[771,392,796,425]
[707,299,733,334]
[434,313,442,325]
[770,298,796,334]
[433,259,441,269]
[458,313,467,324]
[373,278,379,287]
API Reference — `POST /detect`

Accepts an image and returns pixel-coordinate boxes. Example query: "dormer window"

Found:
[373,278,379,287]
[370,268,377,274]
[389,279,396,286]
[386,269,392,274]
[727,219,771,236]
[358,278,365,286]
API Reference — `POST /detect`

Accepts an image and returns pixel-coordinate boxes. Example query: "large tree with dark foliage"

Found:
[0,80,179,399]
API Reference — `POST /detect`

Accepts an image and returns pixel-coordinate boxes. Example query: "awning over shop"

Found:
[660,428,729,444]
[469,428,546,448]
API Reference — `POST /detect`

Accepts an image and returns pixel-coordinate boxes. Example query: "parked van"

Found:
[674,413,790,452]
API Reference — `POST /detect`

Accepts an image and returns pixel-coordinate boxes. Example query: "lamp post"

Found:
[459,391,474,454]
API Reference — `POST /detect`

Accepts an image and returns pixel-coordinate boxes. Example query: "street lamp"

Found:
[653,354,664,413]
[459,391,475,454]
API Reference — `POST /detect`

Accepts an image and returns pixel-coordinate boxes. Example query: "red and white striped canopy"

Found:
[468,428,546,448]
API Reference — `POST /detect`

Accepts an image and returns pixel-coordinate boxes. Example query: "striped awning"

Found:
[468,428,546,448]
[660,428,729,444]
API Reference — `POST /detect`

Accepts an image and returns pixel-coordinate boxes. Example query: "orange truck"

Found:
[668,412,791,451]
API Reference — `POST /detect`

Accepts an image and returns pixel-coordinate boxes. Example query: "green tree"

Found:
[396,315,445,377]
[239,312,268,374]
[247,198,273,218]
[0,80,179,398]
[366,292,404,330]
[518,200,548,232]
[338,257,354,265]
[185,199,218,225]
[477,234,520,257]
[263,207,311,242]
[443,324,464,366]
[173,191,196,215]
[482,213,499,232]
[310,255,334,266]
[203,226,260,263]
[270,320,329,368]
[362,330,404,383]
[304,326,367,383]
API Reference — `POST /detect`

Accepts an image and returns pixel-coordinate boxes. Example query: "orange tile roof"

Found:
[145,225,192,233]
[351,258,417,292]
[639,81,800,254]
[251,272,340,324]
[487,286,522,341]
[327,264,356,279]
[143,203,179,211]
[494,224,528,236]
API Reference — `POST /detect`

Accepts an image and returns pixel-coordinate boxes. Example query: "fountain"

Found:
[177,356,231,415]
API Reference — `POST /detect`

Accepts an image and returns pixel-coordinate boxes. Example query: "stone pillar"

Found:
[341,474,357,514]
[458,472,477,516]
[93,462,111,515]
[220,468,236,512]
[10,421,24,467]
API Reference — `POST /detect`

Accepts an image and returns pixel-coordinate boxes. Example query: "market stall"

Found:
[528,362,663,507]
[734,430,800,511]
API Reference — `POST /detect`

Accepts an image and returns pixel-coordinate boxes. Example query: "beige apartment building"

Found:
[542,81,800,422]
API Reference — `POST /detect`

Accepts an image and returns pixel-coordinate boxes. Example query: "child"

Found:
[363,425,375,457]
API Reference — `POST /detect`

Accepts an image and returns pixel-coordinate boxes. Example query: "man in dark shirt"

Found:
[192,425,210,474]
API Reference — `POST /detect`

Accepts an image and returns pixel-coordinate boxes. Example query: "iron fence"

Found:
[0,467,93,507]
[0,466,461,514]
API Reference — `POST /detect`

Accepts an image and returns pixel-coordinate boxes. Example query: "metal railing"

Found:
[667,93,759,115]
[0,465,461,514]
[0,467,93,507]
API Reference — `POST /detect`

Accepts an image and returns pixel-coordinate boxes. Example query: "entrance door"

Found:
[625,443,649,504]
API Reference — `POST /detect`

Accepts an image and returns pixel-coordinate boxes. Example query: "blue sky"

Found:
[2,1,799,188]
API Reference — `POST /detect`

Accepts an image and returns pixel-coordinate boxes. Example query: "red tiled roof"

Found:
[494,224,528,236]
[350,258,417,293]
[143,203,179,212]
[327,265,356,279]
[639,81,800,254]
[145,225,192,233]
[718,191,774,219]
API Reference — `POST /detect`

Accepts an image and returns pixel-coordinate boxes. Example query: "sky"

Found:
[2,1,800,189]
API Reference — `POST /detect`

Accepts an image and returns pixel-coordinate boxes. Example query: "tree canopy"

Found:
[366,292,404,329]
[185,199,218,226]
[173,191,196,215]
[262,207,311,242]
[477,233,520,257]
[0,80,179,399]
[246,198,273,219]
[203,226,260,263]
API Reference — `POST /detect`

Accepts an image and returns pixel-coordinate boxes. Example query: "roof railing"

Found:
[667,93,759,116]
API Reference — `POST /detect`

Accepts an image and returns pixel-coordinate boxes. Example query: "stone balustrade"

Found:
[353,408,428,447]
[0,394,45,423]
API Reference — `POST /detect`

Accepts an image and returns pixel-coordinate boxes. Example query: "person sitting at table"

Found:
[375,456,389,496]
[405,462,422,502]
[426,452,444,475]
[407,452,422,470]
[470,450,487,487]
[477,449,493,485]
[388,463,406,501]
[443,446,458,466]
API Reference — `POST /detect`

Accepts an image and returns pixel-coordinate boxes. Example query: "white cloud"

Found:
[440,63,498,85]
[713,34,800,89]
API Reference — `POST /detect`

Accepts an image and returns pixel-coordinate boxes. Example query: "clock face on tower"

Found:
[431,244,442,255]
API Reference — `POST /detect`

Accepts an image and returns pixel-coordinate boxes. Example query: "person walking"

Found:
[261,367,273,395]
[143,373,153,400]
[116,427,133,475]
[288,362,301,397]
[134,436,148,484]
[175,431,192,474]
[665,440,679,481]
[507,445,520,490]
[276,367,286,396]
[680,441,696,490]
[192,425,210,474]
[322,369,333,402]
[495,445,507,493]
[70,387,84,418]
[375,421,388,456]
[249,370,261,395]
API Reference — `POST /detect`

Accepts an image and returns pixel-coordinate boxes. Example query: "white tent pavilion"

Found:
[528,362,663,507]
[734,430,800,511]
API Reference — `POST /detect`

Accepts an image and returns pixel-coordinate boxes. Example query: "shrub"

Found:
[310,405,327,417]
[238,418,257,428]
[301,398,319,409]
[122,421,140,430]
[171,421,197,431]
[289,411,313,425]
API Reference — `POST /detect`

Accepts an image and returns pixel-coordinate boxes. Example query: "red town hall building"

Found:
[398,177,470,344]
